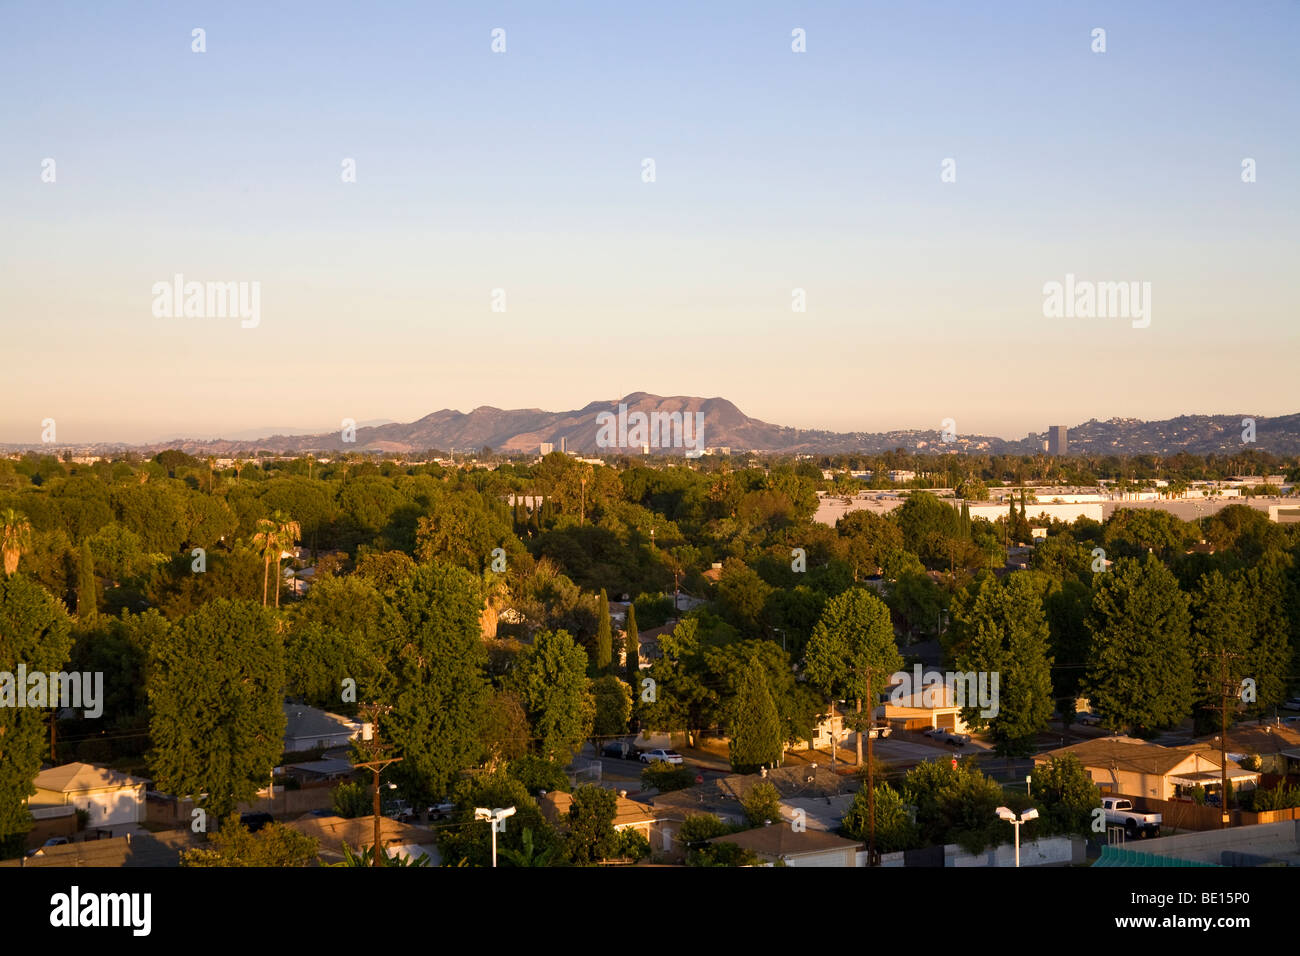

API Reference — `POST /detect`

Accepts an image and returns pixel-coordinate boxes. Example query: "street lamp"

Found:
[995,806,1039,867]
[1025,774,1032,795]
[474,806,517,867]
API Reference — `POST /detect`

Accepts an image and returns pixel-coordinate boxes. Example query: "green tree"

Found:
[624,602,640,681]
[148,599,285,821]
[595,588,612,671]
[903,758,1008,855]
[727,656,783,773]
[180,815,318,867]
[950,575,1054,756]
[508,629,595,763]
[741,781,782,826]
[1084,554,1193,734]
[636,619,717,748]
[384,563,491,802]
[591,674,632,741]
[565,784,619,865]
[437,773,559,867]
[331,781,370,818]
[76,539,98,625]
[640,761,695,793]
[505,755,570,796]
[497,826,562,867]
[0,573,73,848]
[842,783,918,852]
[805,587,902,766]
[1189,571,1252,734]
[1031,754,1101,837]
[0,509,33,576]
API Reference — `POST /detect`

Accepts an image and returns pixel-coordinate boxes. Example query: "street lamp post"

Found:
[474,806,517,867]
[995,807,1039,867]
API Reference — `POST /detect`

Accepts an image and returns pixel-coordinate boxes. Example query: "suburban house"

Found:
[282,757,357,785]
[790,709,865,751]
[283,703,367,754]
[539,790,659,846]
[633,621,677,665]
[650,765,854,854]
[706,826,863,867]
[1036,737,1260,801]
[882,682,970,734]
[28,762,150,830]
[0,830,197,868]
[1187,723,1300,778]
[286,814,439,865]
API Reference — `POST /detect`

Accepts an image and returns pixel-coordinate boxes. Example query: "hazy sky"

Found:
[2,1,1297,444]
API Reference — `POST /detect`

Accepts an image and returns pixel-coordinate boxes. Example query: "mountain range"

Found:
[6,395,1299,458]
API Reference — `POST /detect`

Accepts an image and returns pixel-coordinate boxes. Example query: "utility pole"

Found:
[352,703,403,866]
[865,668,877,867]
[1201,648,1243,829]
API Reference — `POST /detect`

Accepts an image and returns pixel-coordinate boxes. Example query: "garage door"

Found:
[74,790,141,827]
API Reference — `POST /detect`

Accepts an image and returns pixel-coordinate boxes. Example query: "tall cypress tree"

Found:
[77,539,98,625]
[624,602,640,682]
[728,656,783,774]
[596,589,612,672]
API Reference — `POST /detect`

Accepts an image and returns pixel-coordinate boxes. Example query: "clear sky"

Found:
[2,1,1297,444]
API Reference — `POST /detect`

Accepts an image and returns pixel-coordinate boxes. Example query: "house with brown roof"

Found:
[1036,737,1260,802]
[706,825,863,867]
[1184,723,1300,777]
[538,789,659,844]
[285,814,439,865]
[650,765,854,855]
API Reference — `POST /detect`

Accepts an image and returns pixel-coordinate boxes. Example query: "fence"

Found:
[1123,793,1300,833]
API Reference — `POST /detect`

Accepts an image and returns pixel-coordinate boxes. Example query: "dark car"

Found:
[601,740,641,760]
[240,812,274,833]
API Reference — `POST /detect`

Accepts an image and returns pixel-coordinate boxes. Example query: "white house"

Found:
[29,762,149,829]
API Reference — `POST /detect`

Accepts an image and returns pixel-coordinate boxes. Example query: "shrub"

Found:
[332,781,370,819]
[640,761,695,793]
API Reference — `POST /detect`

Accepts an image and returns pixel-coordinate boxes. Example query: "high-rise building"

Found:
[539,442,554,456]
[559,436,568,453]
[1047,425,1068,456]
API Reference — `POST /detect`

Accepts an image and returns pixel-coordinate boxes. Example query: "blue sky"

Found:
[2,1,1297,443]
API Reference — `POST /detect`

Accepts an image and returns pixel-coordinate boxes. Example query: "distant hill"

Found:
[5,398,1299,457]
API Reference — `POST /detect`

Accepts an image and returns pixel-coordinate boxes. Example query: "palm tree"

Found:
[250,518,277,606]
[1,509,33,575]
[250,511,300,607]
[270,512,301,609]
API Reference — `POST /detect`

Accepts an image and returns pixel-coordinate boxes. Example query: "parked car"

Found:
[26,837,70,857]
[867,725,892,739]
[943,732,970,747]
[601,740,641,760]
[1077,712,1102,726]
[639,749,684,765]
[1102,797,1161,838]
[921,726,942,738]
[1283,697,1300,712]
[239,812,274,833]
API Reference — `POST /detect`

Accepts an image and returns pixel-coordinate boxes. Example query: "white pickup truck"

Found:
[1102,797,1161,838]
